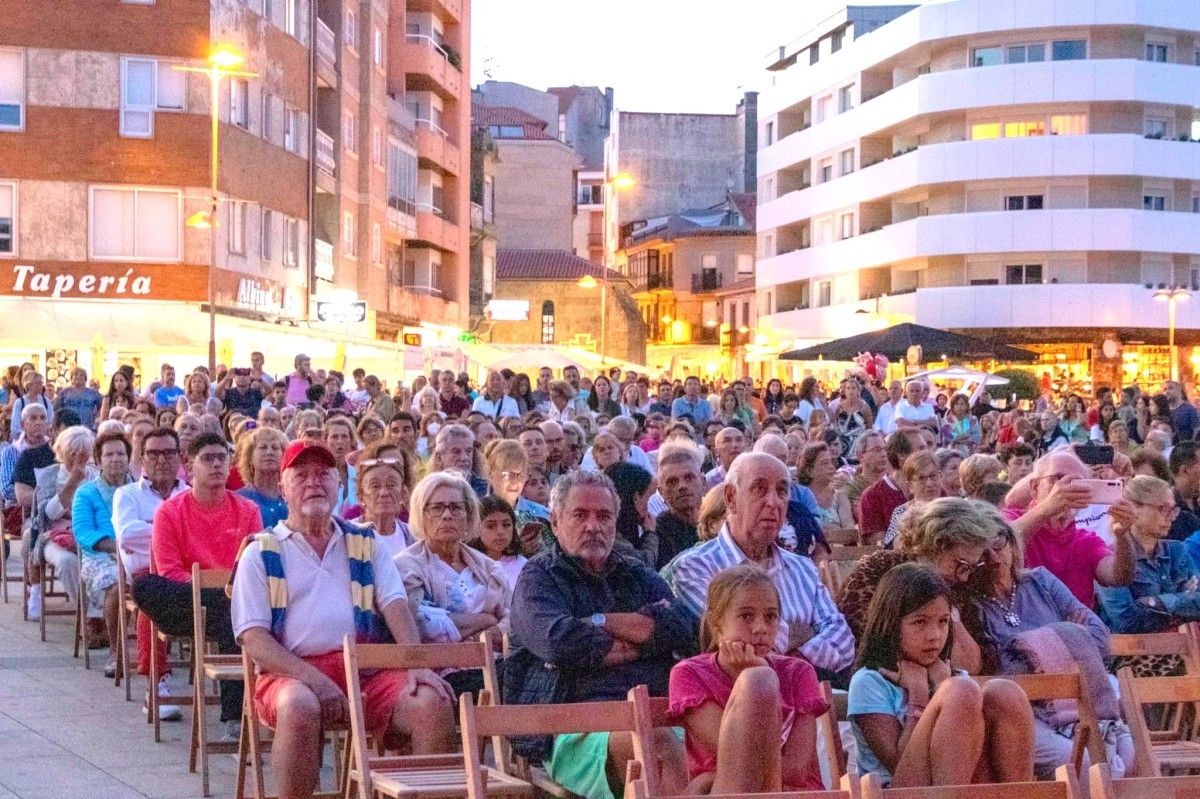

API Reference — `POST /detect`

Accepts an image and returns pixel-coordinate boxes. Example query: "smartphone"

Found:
[1073,444,1114,467]
[1075,478,1123,505]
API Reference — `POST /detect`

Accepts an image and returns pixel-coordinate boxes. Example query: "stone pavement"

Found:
[0,557,244,799]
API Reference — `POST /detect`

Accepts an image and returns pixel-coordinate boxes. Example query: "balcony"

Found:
[695,326,721,345]
[414,207,460,252]
[692,272,722,292]
[406,0,462,25]
[415,119,461,176]
[315,20,338,87]
[403,35,462,99]
[315,129,337,193]
[387,197,416,241]
[646,273,672,291]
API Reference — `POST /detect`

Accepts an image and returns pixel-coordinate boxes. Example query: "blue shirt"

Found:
[153,384,185,409]
[72,476,129,556]
[1174,402,1200,443]
[55,387,103,429]
[1096,539,1200,633]
[670,396,712,426]
[237,486,288,528]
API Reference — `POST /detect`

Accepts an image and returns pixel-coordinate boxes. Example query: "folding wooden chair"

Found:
[1109,628,1200,676]
[824,528,860,547]
[72,571,91,669]
[859,766,1079,799]
[1087,762,1200,798]
[148,620,195,741]
[819,559,846,597]
[817,681,849,785]
[114,557,139,700]
[343,634,512,799]
[1116,668,1200,777]
[39,560,75,642]
[973,673,1107,777]
[0,524,22,605]
[625,758,858,799]
[189,564,242,797]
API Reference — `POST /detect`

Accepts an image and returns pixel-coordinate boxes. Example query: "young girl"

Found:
[469,495,527,593]
[849,563,1034,787]
[669,564,827,794]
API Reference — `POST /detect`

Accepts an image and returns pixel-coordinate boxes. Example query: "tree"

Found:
[994,369,1039,402]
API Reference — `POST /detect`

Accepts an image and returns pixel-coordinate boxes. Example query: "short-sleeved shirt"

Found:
[1002,507,1110,607]
[670,396,712,426]
[153,384,185,408]
[893,401,935,426]
[669,652,827,789]
[439,393,470,419]
[858,477,906,542]
[231,520,407,656]
[13,443,54,490]
[224,387,264,417]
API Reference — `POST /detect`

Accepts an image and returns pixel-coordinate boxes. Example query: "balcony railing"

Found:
[470,202,484,230]
[696,326,721,344]
[389,195,416,216]
[646,273,671,291]
[315,130,336,175]
[417,201,454,224]
[692,272,722,292]
[415,117,453,143]
[316,20,337,67]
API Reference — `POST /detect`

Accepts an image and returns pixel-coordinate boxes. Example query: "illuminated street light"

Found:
[1154,285,1191,381]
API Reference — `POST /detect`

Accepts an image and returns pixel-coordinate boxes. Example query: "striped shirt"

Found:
[665,524,855,673]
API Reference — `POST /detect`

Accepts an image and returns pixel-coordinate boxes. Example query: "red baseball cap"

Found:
[281,440,336,471]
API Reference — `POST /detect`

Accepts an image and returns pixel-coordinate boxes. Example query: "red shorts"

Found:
[254,651,407,737]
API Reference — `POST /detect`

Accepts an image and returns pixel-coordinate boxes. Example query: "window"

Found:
[230,78,249,129]
[387,142,417,214]
[343,211,356,257]
[1193,195,1200,214]
[970,279,1000,286]
[970,122,1002,140]
[808,44,818,65]
[120,58,184,137]
[1004,120,1045,137]
[839,213,855,239]
[373,29,383,66]
[776,280,809,312]
[764,121,774,146]
[1143,195,1167,211]
[344,9,358,50]
[261,94,275,143]
[1145,117,1170,139]
[0,49,22,130]
[737,253,754,276]
[284,0,298,37]
[90,187,181,261]
[839,148,855,175]
[1050,114,1086,135]
[483,175,494,221]
[1005,264,1043,284]
[1146,43,1169,63]
[837,84,854,114]
[577,184,602,205]
[971,47,1002,67]
[741,301,750,328]
[831,29,844,53]
[815,95,831,123]
[487,124,523,139]
[229,201,246,254]
[0,181,14,254]
[817,280,832,307]
[541,300,555,344]
[371,222,381,264]
[1051,40,1086,61]
[284,107,298,152]
[819,158,833,183]
[284,217,300,266]
[1004,195,1044,210]
[260,208,273,260]
[1006,44,1045,63]
[343,111,356,153]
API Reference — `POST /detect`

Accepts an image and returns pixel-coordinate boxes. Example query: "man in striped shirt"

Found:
[665,452,856,680]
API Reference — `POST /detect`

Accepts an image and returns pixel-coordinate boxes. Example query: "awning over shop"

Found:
[779,323,1037,363]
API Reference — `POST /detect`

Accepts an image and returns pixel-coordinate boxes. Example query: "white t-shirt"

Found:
[894,400,936,425]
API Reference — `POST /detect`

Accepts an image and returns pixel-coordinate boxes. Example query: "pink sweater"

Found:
[151,490,263,582]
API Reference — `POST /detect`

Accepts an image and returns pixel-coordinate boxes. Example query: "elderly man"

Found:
[509,470,690,797]
[1005,450,1136,606]
[472,370,520,420]
[432,423,489,496]
[233,441,455,799]
[653,441,704,569]
[667,452,855,680]
[363,375,396,424]
[704,426,747,487]
[3,402,52,514]
[872,380,904,434]
[894,379,937,432]
[753,434,828,557]
[435,369,470,420]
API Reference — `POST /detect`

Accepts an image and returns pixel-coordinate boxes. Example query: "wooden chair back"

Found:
[817,681,848,783]
[1116,668,1200,778]
[827,545,879,564]
[819,560,845,597]
[1087,762,1200,799]
[824,528,860,547]
[626,754,856,799]
[860,765,1078,799]
[1109,627,1200,675]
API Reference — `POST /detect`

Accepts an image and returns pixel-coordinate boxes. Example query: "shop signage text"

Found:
[3,262,207,302]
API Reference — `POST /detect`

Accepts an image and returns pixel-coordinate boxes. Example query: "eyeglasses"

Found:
[989,536,1010,552]
[953,556,987,579]
[425,502,467,517]
[143,448,180,460]
[1133,501,1180,518]
[197,452,230,466]
[500,470,526,482]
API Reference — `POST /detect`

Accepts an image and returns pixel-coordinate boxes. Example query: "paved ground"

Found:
[0,551,245,799]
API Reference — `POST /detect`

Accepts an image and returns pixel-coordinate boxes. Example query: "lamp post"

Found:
[176,48,257,374]
[1154,285,1191,382]
[583,173,637,365]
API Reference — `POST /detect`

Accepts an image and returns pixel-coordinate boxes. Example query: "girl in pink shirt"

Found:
[668,563,828,794]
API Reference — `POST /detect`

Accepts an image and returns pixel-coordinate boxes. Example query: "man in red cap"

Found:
[232,439,455,799]
[133,431,263,732]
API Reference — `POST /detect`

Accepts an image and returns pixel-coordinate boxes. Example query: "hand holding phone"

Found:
[1074,478,1123,505]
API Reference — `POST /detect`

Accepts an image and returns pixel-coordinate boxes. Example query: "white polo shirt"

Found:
[231,520,407,657]
[894,400,936,426]
[112,477,189,574]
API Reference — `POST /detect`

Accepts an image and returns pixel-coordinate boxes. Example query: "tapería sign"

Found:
[2,262,207,301]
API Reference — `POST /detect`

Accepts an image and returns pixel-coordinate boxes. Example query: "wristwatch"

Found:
[590,613,607,627]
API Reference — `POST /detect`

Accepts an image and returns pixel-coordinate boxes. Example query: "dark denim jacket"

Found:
[1096,539,1200,633]
[509,542,697,703]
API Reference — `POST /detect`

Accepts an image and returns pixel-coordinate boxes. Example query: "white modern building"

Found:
[756,0,1200,390]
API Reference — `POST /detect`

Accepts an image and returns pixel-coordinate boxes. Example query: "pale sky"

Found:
[470,1,912,114]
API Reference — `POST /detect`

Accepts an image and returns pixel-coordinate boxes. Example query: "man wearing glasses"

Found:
[133,431,263,736]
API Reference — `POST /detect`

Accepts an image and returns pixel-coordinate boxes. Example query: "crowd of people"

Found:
[5,353,1200,797]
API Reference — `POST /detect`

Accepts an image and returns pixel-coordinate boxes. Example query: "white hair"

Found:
[53,425,96,463]
[752,434,788,463]
[407,471,480,541]
[725,451,788,492]
[657,439,702,473]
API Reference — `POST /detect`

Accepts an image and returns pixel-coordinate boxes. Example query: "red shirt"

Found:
[439,393,470,420]
[151,489,263,582]
[858,476,907,541]
[1002,506,1110,606]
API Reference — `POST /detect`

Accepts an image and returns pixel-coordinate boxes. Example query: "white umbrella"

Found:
[485,348,593,373]
[908,366,1010,386]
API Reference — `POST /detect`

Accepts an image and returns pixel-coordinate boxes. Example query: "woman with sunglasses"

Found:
[355,439,419,561]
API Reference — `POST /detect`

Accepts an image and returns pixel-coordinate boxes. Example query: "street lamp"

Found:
[176,48,257,374]
[1154,285,1191,382]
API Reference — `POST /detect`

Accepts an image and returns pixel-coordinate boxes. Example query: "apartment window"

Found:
[817,280,832,307]
[776,280,809,312]
[229,201,247,254]
[1145,117,1170,139]
[737,253,754,276]
[261,94,273,143]
[373,29,383,66]
[90,187,181,261]
[808,44,819,65]
[371,125,383,166]
[1193,195,1200,214]
[1004,120,1045,138]
[819,158,833,183]
[1051,40,1086,61]
[344,9,358,50]
[971,47,1002,67]
[0,181,14,254]
[1004,194,1044,210]
[1143,194,1167,211]
[387,143,417,214]
[764,121,774,146]
[488,124,523,139]
[541,300,555,344]
[230,78,249,129]
[260,208,273,260]
[284,217,300,266]
[1005,264,1043,284]
[838,213,855,240]
[762,176,775,202]
[815,95,831,124]
[831,29,844,53]
[839,148,855,176]
[0,49,22,130]
[284,107,298,152]
[1006,44,1045,63]
[371,222,381,264]
[577,184,602,205]
[970,123,1002,140]
[1050,114,1086,135]
[284,0,298,37]
[120,58,186,137]
[343,211,356,257]
[837,84,854,114]
[1146,43,1169,63]
[483,175,494,220]
[343,111,356,153]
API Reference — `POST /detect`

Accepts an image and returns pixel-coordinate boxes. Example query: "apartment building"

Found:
[756,1,1200,388]
[0,0,469,383]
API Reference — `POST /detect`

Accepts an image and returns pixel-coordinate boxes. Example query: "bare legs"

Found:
[608,728,688,797]
[707,665,783,793]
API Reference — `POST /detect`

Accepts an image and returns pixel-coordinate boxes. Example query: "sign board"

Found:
[402,332,422,347]
[2,262,208,301]
[486,299,530,321]
[316,300,368,324]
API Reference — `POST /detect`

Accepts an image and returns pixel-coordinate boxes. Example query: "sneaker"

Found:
[103,660,118,678]
[220,720,242,743]
[142,676,183,722]
[26,586,42,621]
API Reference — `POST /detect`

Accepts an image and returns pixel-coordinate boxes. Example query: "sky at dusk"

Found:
[470,1,916,115]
